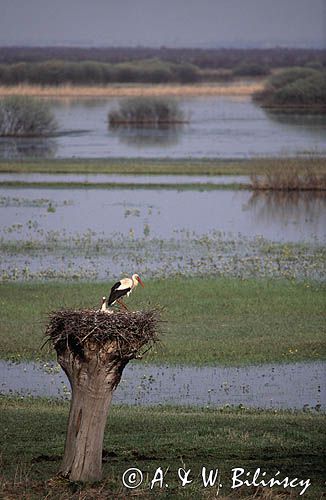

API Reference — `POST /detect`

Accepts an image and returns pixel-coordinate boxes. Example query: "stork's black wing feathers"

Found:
[108,281,131,305]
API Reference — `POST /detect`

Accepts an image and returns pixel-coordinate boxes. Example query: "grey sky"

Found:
[0,0,325,47]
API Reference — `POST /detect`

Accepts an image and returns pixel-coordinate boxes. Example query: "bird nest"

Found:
[45,308,161,361]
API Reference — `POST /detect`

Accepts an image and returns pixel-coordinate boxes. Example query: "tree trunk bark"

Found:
[58,348,128,482]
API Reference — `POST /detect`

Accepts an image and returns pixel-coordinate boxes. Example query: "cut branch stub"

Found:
[46,308,160,482]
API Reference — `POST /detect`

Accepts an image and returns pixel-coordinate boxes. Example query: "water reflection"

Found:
[0,137,57,159]
[109,124,184,147]
[263,109,326,137]
[1,188,325,243]
[247,191,326,228]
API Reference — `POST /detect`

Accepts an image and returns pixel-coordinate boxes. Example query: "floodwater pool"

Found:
[0,360,324,410]
[0,96,325,159]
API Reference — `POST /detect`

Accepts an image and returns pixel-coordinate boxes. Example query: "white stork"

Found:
[98,296,113,314]
[108,274,144,311]
[100,296,107,311]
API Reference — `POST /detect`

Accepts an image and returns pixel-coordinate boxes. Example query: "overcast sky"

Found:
[0,0,325,47]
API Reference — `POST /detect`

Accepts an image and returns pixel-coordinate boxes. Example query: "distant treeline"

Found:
[0,59,201,85]
[0,46,325,68]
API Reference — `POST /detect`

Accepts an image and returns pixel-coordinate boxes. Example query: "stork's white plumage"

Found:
[100,296,107,312]
[98,296,113,314]
[108,273,144,310]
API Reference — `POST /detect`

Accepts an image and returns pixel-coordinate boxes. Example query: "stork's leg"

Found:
[117,299,129,311]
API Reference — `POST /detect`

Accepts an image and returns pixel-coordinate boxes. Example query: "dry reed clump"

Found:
[0,82,264,98]
[109,96,185,126]
[0,95,57,137]
[250,165,326,191]
[45,308,161,360]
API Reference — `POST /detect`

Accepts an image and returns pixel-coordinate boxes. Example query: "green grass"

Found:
[0,157,325,176]
[0,397,324,498]
[1,278,325,365]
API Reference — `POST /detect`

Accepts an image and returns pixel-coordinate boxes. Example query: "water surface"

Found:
[0,96,325,159]
[1,187,324,243]
[0,360,324,410]
[0,173,249,185]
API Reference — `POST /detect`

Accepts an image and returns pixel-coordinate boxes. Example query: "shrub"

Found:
[233,62,270,77]
[108,97,185,126]
[253,68,326,108]
[173,63,200,83]
[268,67,319,89]
[305,60,324,71]
[0,96,57,136]
[271,73,326,106]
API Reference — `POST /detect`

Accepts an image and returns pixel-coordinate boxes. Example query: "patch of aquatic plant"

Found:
[0,95,57,136]
[109,97,186,126]
[0,230,324,283]
[0,195,73,208]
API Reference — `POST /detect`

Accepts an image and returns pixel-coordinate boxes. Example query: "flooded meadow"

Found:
[0,93,325,411]
[0,96,325,159]
[1,360,324,410]
[0,186,325,282]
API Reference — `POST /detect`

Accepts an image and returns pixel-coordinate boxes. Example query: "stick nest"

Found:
[45,308,161,360]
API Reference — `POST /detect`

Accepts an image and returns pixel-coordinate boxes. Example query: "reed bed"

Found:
[0,95,57,137]
[250,163,326,191]
[0,82,264,98]
[109,97,185,126]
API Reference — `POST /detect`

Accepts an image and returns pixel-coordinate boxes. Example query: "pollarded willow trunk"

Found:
[58,346,128,481]
[46,308,160,483]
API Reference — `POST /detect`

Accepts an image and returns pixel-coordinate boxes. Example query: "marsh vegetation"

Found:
[0,43,325,500]
[2,96,325,160]
[108,97,186,126]
[0,157,325,176]
[0,46,324,86]
[0,95,57,137]
[250,161,326,190]
[254,67,326,109]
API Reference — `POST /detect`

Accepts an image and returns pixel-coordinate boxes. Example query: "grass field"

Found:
[0,157,325,176]
[0,397,324,499]
[1,278,325,365]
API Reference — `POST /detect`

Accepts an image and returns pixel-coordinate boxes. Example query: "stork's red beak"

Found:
[137,276,144,287]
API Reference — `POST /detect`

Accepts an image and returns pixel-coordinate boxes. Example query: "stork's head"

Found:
[101,296,106,303]
[132,273,144,287]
